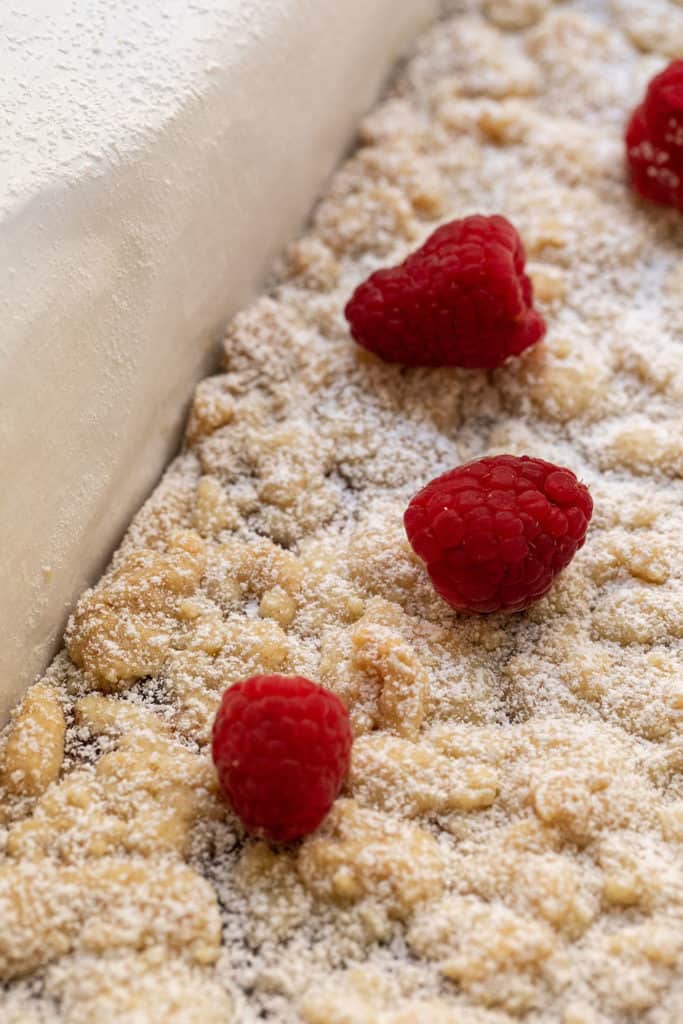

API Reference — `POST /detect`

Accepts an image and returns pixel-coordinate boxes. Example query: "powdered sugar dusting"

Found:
[1,2,682,1021]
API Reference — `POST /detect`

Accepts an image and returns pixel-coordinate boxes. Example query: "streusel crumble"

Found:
[2,2,682,1022]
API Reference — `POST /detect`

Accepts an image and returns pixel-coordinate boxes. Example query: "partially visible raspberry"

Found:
[344,215,545,369]
[211,674,352,843]
[404,455,593,614]
[626,60,683,211]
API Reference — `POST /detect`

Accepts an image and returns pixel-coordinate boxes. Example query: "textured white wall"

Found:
[0,0,437,719]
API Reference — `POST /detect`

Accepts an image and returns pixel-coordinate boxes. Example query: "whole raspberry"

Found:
[404,455,593,614]
[626,60,683,211]
[344,215,545,369]
[211,674,352,843]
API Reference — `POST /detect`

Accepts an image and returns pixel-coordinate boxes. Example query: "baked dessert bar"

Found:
[2,2,682,1021]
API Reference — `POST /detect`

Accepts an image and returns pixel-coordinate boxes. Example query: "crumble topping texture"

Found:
[2,2,682,1021]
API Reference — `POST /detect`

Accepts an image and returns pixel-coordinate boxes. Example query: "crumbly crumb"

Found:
[2,2,682,1021]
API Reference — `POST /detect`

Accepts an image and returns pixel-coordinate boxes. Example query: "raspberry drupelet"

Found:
[404,455,593,614]
[212,674,352,843]
[344,214,545,369]
[626,60,683,211]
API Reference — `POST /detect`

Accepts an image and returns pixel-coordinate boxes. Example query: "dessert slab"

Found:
[1,1,682,1021]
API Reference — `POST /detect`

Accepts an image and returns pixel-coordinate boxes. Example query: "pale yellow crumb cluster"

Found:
[1,2,682,1021]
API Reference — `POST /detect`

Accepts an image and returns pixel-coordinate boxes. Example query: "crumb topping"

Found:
[2,2,682,1021]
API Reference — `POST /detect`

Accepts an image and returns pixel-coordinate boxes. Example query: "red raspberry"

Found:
[211,674,352,843]
[344,215,545,369]
[626,60,683,211]
[404,455,593,614]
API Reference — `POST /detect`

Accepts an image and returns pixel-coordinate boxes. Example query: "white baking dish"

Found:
[0,0,438,720]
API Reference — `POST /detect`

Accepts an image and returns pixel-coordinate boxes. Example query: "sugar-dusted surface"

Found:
[2,1,683,1021]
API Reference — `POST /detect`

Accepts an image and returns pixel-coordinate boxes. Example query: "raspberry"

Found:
[211,674,352,843]
[344,215,545,369]
[404,455,593,614]
[626,60,683,211]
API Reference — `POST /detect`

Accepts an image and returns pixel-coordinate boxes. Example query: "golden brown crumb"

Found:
[2,2,683,1021]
